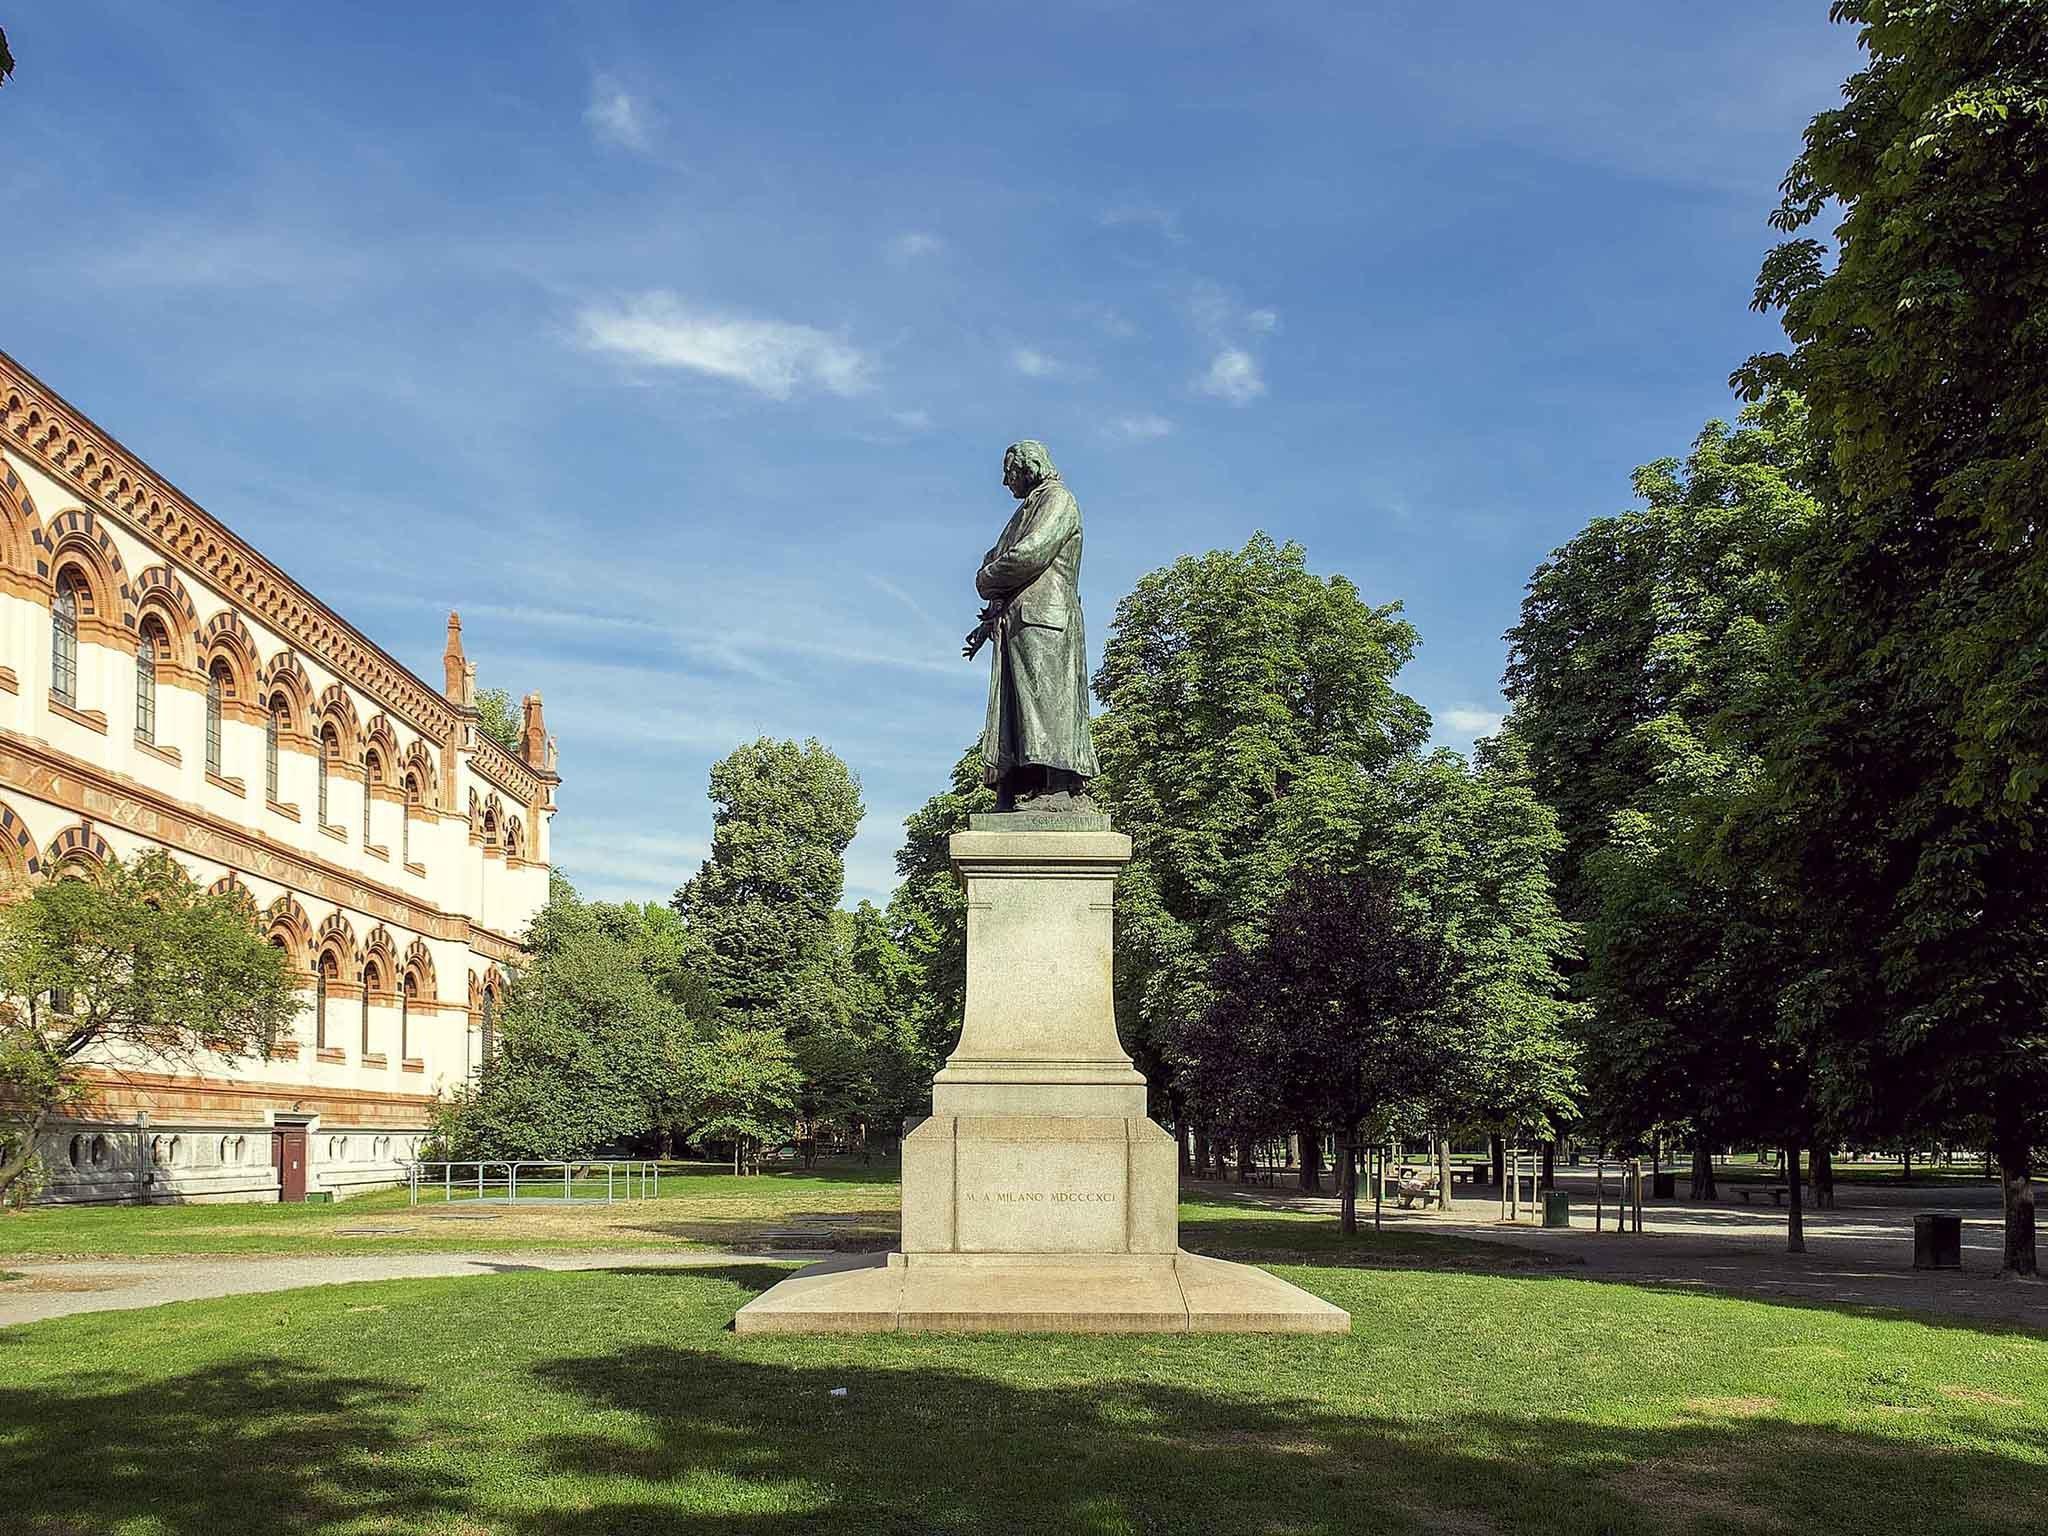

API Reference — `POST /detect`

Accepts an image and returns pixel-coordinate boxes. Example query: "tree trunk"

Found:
[1490,1134,1505,1190]
[1297,1122,1323,1192]
[1236,1135,1255,1185]
[1336,1123,1357,1236]
[1901,1147,1912,1181]
[1809,1144,1835,1211]
[1689,1141,1717,1202]
[1784,1143,1805,1253]
[1193,1130,1212,1181]
[1994,1105,2038,1277]
[0,1105,49,1206]
[1437,1136,1454,1215]
[1540,1140,1555,1192]
[1177,1121,1192,1175]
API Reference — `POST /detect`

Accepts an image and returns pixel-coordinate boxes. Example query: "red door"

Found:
[273,1127,307,1202]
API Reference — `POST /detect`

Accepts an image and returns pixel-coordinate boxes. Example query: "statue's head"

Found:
[1001,439,1059,499]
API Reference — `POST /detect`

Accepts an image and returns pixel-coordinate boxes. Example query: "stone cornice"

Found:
[0,349,458,741]
[0,729,529,958]
[470,729,551,804]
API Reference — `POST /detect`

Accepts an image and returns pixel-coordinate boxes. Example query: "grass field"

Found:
[0,1162,907,1259]
[3,1247,2043,1534]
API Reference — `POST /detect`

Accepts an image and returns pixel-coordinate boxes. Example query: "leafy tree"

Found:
[673,738,864,1029]
[883,746,993,1076]
[474,687,521,754]
[1369,740,1583,1201]
[1092,533,1430,1158]
[462,875,704,1159]
[1199,871,1447,1234]
[1,25,13,87]
[689,1024,803,1174]
[1505,401,1821,1220]
[0,853,301,1201]
[1735,0,2048,1272]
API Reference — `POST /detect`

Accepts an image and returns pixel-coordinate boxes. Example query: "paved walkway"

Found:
[1195,1170,2048,1330]
[0,1248,827,1329]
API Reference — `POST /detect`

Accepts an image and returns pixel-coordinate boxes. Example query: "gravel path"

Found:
[0,1248,827,1329]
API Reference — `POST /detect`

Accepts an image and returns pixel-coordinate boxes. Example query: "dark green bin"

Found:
[1542,1191,1570,1228]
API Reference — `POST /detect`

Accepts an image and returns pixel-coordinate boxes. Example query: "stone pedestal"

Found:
[734,814,1349,1335]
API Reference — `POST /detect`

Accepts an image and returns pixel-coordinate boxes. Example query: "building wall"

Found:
[0,350,560,1203]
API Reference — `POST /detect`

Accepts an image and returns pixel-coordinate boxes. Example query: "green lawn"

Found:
[0,1161,908,1259]
[2,1249,2042,1534]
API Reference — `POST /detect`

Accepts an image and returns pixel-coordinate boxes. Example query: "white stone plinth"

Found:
[733,815,1351,1337]
[732,1250,1352,1335]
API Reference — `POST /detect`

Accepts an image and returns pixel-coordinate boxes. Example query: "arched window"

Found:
[400,975,414,1061]
[205,662,228,775]
[134,622,163,745]
[363,751,381,846]
[51,571,81,706]
[265,699,284,802]
[360,960,379,1056]
[401,772,419,865]
[318,725,336,826]
[316,952,335,1050]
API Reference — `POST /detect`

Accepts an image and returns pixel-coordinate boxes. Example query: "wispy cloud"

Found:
[575,292,872,400]
[1188,284,1277,405]
[887,230,944,263]
[1011,347,1059,378]
[891,408,933,432]
[1101,201,1183,242]
[1197,348,1265,404]
[585,74,656,152]
[1107,413,1175,442]
[1440,706,1506,735]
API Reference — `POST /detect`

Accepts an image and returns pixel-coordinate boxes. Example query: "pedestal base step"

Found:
[731,1250,1351,1335]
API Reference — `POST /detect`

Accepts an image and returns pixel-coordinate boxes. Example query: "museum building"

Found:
[0,349,559,1201]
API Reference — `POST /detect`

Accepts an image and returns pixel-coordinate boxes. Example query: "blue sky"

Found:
[1,2,1859,908]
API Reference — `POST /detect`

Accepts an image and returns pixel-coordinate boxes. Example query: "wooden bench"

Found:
[1734,1186,1791,1206]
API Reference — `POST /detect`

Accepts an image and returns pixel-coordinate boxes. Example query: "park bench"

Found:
[1734,1185,1791,1206]
[1392,1167,1441,1210]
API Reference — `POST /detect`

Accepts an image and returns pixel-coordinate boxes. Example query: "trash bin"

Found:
[305,1190,334,1205]
[1653,1171,1676,1200]
[1914,1213,1962,1270]
[1543,1191,1570,1229]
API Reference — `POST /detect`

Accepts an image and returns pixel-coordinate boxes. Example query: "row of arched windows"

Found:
[309,953,422,1063]
[39,551,522,875]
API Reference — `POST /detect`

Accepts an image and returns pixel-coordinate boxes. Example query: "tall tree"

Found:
[0,853,301,1201]
[1199,871,1447,1234]
[884,745,994,1075]
[1505,401,1821,1225]
[1092,533,1430,1153]
[1736,0,2048,1272]
[673,738,864,1029]
[1371,739,1583,1194]
[458,875,705,1160]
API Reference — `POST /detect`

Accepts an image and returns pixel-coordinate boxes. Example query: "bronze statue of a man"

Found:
[963,440,1100,812]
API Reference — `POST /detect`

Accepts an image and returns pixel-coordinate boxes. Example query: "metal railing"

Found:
[407,1160,659,1205]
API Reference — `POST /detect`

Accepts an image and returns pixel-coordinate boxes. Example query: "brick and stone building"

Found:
[0,349,558,1201]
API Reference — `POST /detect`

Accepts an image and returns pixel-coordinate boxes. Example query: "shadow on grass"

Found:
[3,1263,2043,1536]
[0,1359,458,1535]
[512,1305,2046,1534]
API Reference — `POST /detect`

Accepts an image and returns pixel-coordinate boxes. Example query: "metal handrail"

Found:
[406,1159,659,1205]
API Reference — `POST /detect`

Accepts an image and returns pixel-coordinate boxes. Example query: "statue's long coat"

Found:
[976,475,1101,784]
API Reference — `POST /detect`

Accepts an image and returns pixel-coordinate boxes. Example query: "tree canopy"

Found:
[0,852,301,1201]
[1734,0,2048,1272]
